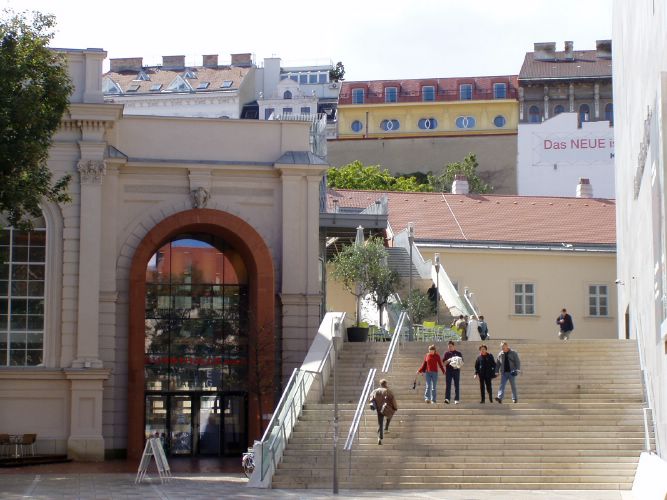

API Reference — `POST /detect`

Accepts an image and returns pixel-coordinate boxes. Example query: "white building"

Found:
[614,0,667,494]
[517,112,615,197]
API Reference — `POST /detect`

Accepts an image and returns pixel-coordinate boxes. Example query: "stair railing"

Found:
[635,315,657,453]
[343,368,376,453]
[382,311,408,373]
[248,312,346,487]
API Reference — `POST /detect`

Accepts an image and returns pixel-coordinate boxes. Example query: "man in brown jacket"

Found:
[370,379,398,445]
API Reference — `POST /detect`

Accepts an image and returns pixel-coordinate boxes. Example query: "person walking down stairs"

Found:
[443,341,463,404]
[417,345,446,404]
[474,344,496,403]
[495,341,521,403]
[369,379,398,445]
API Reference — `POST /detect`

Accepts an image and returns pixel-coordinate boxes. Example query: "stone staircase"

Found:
[271,339,652,490]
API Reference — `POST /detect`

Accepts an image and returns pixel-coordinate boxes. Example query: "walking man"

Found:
[443,340,463,404]
[556,308,574,341]
[477,315,489,340]
[417,345,446,404]
[474,344,496,403]
[495,341,521,404]
[370,379,398,445]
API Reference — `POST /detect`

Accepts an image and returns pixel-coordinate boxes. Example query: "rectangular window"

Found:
[513,283,535,315]
[318,72,327,83]
[589,285,609,316]
[422,86,435,101]
[264,108,275,120]
[352,88,364,104]
[282,107,293,114]
[459,84,473,100]
[299,74,308,84]
[385,87,398,103]
[308,73,317,84]
[493,83,507,99]
[300,107,310,114]
[1,227,46,366]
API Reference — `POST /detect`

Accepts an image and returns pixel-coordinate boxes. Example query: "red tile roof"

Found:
[519,50,612,80]
[328,189,615,246]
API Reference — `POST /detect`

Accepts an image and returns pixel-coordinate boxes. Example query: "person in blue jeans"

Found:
[443,341,463,404]
[417,345,446,403]
[495,341,521,403]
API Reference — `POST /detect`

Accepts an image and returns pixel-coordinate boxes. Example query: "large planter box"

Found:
[347,327,369,342]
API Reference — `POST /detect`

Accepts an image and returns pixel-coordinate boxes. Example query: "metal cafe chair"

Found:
[19,434,37,457]
[0,434,9,457]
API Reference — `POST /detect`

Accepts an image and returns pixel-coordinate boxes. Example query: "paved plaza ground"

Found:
[0,459,637,500]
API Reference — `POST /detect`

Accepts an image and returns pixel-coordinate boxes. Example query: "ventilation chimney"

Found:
[576,178,593,198]
[109,57,143,72]
[452,174,469,195]
[533,42,556,61]
[202,54,218,68]
[231,53,253,67]
[162,55,185,70]
[596,39,612,59]
[564,41,574,60]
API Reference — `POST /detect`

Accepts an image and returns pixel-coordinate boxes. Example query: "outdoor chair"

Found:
[0,434,9,457]
[19,434,36,457]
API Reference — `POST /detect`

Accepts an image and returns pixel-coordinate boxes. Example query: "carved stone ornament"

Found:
[77,160,107,184]
[191,187,210,209]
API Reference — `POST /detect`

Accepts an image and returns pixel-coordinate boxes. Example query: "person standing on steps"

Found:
[474,344,496,403]
[495,341,521,404]
[417,345,446,404]
[369,379,398,445]
[477,315,489,341]
[556,308,574,341]
[443,340,463,404]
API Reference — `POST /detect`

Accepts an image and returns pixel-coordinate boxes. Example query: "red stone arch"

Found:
[127,208,275,460]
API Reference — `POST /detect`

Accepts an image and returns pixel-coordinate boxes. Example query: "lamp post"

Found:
[408,222,415,297]
[332,319,340,494]
[434,253,440,325]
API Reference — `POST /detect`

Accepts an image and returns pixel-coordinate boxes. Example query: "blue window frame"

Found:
[422,86,435,101]
[529,106,541,123]
[283,90,292,99]
[493,83,507,99]
[318,73,327,83]
[380,119,400,131]
[299,74,308,84]
[300,107,310,114]
[352,88,364,104]
[418,118,438,130]
[493,115,506,128]
[459,84,473,100]
[455,116,476,129]
[605,103,613,124]
[351,120,363,133]
[554,105,565,115]
[579,104,591,123]
[385,87,398,103]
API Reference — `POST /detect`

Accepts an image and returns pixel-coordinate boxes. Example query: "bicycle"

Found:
[241,447,255,478]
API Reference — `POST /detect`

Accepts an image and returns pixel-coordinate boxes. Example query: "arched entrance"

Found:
[127,209,275,460]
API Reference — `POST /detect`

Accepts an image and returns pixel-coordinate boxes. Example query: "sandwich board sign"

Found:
[135,437,172,484]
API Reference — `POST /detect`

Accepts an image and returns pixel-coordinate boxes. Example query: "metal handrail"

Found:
[635,316,657,453]
[343,368,376,451]
[382,311,407,373]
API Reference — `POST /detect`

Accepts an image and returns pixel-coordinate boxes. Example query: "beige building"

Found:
[0,49,325,462]
[326,186,617,341]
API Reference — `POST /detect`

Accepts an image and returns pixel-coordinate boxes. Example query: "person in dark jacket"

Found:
[417,345,446,404]
[556,308,574,340]
[369,379,398,445]
[443,341,463,404]
[495,341,521,403]
[474,344,496,403]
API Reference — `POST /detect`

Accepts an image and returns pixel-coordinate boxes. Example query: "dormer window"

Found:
[459,84,473,100]
[149,84,162,92]
[385,87,398,103]
[166,75,192,92]
[221,80,233,89]
[283,90,292,99]
[196,82,210,90]
[126,84,140,92]
[102,77,123,95]
[135,71,150,81]
[183,70,197,79]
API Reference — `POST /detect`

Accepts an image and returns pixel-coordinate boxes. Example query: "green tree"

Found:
[329,61,345,82]
[401,289,433,325]
[0,10,73,228]
[431,153,491,194]
[327,160,432,192]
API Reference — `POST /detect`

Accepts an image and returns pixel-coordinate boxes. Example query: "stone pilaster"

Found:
[569,82,575,112]
[543,86,549,120]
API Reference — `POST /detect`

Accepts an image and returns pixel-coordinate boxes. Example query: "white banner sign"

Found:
[532,132,615,165]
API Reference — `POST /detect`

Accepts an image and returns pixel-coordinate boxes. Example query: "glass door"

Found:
[198,395,221,455]
[222,393,247,455]
[170,395,193,455]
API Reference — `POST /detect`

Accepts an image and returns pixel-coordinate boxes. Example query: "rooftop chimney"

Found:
[109,57,143,72]
[596,39,612,59]
[564,41,574,60]
[533,42,556,61]
[231,53,253,67]
[162,55,185,70]
[576,178,593,198]
[452,174,469,195]
[202,54,218,68]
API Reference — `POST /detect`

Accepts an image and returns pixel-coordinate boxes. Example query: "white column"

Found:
[72,159,106,369]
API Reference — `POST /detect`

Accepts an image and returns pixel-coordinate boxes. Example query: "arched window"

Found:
[605,103,613,124]
[579,104,590,123]
[529,106,541,123]
[1,216,47,366]
[554,105,565,115]
[283,90,292,100]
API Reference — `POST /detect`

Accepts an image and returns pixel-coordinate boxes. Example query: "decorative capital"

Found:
[77,160,107,184]
[191,187,210,209]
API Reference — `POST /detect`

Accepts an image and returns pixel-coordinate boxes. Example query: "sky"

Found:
[3,0,612,80]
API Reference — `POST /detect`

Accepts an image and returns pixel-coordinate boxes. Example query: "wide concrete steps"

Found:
[272,339,648,490]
